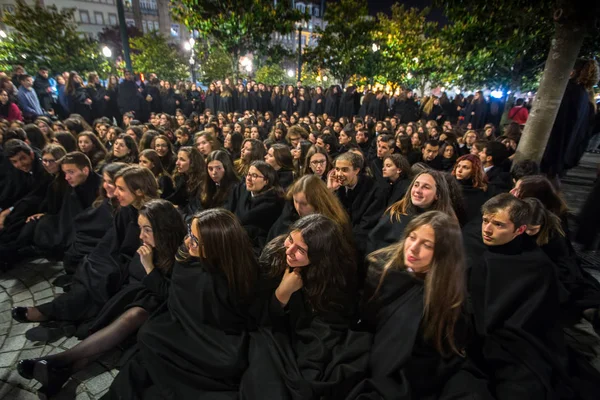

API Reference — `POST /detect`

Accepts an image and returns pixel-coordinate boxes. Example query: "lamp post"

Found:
[116,0,132,72]
[297,26,303,83]
[185,37,196,83]
[102,46,112,58]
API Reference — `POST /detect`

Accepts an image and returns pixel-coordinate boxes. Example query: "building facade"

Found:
[271,0,326,52]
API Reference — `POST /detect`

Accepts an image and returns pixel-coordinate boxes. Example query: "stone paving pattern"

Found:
[0,153,599,399]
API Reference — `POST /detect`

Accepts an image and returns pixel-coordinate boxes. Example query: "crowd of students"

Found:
[0,63,600,399]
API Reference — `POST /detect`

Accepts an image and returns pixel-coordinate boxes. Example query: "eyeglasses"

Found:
[187,224,199,249]
[310,160,327,166]
[42,159,56,164]
[247,173,264,180]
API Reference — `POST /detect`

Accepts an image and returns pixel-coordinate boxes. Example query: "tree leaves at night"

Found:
[129,31,189,82]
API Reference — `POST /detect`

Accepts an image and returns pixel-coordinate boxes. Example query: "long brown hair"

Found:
[114,165,159,209]
[369,211,465,356]
[516,175,568,217]
[201,150,240,209]
[522,197,565,246]
[139,199,186,273]
[175,146,206,196]
[261,214,356,314]
[452,154,488,191]
[183,209,258,300]
[387,170,455,222]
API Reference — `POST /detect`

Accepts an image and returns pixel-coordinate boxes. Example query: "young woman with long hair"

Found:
[349,211,467,399]
[242,214,364,399]
[77,131,107,170]
[17,199,186,397]
[234,138,266,177]
[302,145,332,181]
[381,154,412,207]
[105,134,138,164]
[367,170,455,254]
[106,208,259,398]
[194,131,221,158]
[200,150,240,209]
[139,149,175,199]
[167,146,206,217]
[511,175,568,220]
[264,143,295,189]
[452,154,489,223]
[151,134,176,174]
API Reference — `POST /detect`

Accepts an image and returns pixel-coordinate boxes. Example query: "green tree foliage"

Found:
[374,5,454,93]
[98,25,143,59]
[255,64,291,86]
[0,1,110,75]
[170,0,306,78]
[199,46,235,84]
[302,0,373,87]
[129,31,189,82]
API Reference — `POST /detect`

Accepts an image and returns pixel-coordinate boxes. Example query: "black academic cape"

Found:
[234,93,250,113]
[485,164,512,197]
[424,104,444,123]
[166,175,201,220]
[227,184,284,250]
[339,88,359,119]
[272,94,283,117]
[239,266,370,400]
[395,98,419,123]
[366,209,419,256]
[277,169,295,191]
[457,179,489,224]
[106,258,256,400]
[219,93,234,114]
[157,175,174,199]
[160,89,182,116]
[281,95,296,116]
[117,80,145,119]
[310,93,325,115]
[382,178,411,208]
[367,97,388,122]
[0,154,51,212]
[324,91,340,119]
[266,200,299,242]
[465,101,487,130]
[335,175,385,255]
[33,73,54,111]
[466,236,576,400]
[347,258,479,400]
[204,92,219,113]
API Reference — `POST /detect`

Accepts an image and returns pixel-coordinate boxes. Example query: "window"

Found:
[79,10,90,24]
[170,23,180,37]
[126,18,135,27]
[94,12,104,25]
[109,13,117,25]
[142,20,148,33]
[296,4,305,13]
[313,7,320,17]
[153,21,160,31]
[140,0,157,9]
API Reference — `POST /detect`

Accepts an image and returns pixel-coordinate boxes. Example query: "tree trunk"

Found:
[514,20,584,164]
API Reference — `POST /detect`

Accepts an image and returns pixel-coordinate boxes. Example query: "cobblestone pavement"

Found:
[1,153,599,399]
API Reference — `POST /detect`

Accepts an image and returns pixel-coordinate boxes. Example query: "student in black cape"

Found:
[106,208,259,399]
[12,166,159,340]
[478,140,512,196]
[327,151,384,256]
[151,134,176,174]
[138,149,175,199]
[367,170,455,255]
[241,214,369,400]
[267,174,353,242]
[104,134,138,164]
[348,211,477,399]
[381,154,412,207]
[200,149,240,210]
[77,131,107,171]
[166,146,205,219]
[234,138,266,177]
[17,199,186,398]
[452,154,489,223]
[465,194,574,399]
[303,145,332,182]
[227,161,285,249]
[264,143,295,190]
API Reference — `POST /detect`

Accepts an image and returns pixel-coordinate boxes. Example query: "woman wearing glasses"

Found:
[227,160,285,249]
[16,200,186,397]
[105,208,259,398]
[302,145,332,182]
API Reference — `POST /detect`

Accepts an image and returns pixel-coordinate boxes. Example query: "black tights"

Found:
[43,307,149,372]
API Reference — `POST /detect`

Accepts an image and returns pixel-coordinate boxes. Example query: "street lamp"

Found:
[322,76,328,82]
[0,30,7,39]
[102,46,112,58]
[185,37,196,82]
[245,62,252,73]
[287,69,295,78]
[406,72,413,79]
[371,43,379,52]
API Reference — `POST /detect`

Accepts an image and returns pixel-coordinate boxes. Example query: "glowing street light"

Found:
[101,46,112,58]
[323,76,328,82]
[406,72,412,79]
[0,30,7,39]
[287,69,295,78]
[245,62,252,72]
[371,43,379,52]
[184,41,192,51]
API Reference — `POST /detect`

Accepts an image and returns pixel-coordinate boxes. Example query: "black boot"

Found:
[33,360,71,398]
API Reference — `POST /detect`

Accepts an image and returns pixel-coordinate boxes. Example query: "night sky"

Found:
[367,0,447,24]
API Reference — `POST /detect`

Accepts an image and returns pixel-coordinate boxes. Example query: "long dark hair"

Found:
[261,214,357,314]
[516,175,568,217]
[94,162,129,208]
[139,199,186,273]
[370,211,465,357]
[106,134,139,164]
[183,209,258,300]
[201,150,239,209]
[249,160,283,197]
[175,146,206,196]
[23,124,48,150]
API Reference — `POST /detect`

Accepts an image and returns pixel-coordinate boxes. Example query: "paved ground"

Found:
[0,153,599,399]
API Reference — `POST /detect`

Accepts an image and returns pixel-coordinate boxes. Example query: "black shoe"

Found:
[51,275,73,288]
[17,245,44,258]
[33,360,71,398]
[25,325,67,343]
[11,307,31,323]
[17,358,39,380]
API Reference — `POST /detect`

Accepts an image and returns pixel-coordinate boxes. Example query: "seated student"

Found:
[173,127,193,152]
[106,209,260,399]
[349,211,477,399]
[452,154,489,223]
[200,149,239,210]
[61,162,128,279]
[152,134,176,174]
[465,194,574,399]
[370,134,395,184]
[416,139,443,170]
[77,131,107,171]
[12,166,159,341]
[167,146,205,219]
[0,144,67,266]
[139,149,175,199]
[479,141,512,196]
[227,160,285,249]
[234,138,266,177]
[104,134,139,164]
[381,154,412,207]
[241,214,369,399]
[458,129,478,156]
[303,145,332,182]
[16,199,186,398]
[264,143,295,190]
[267,174,352,241]
[367,170,455,255]
[0,139,52,226]
[356,128,370,154]
[316,132,340,160]
[510,159,539,185]
[327,151,384,255]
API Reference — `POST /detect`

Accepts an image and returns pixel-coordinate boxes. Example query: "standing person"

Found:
[0,88,23,122]
[367,91,389,122]
[16,74,46,121]
[117,70,145,122]
[204,82,219,113]
[324,85,341,119]
[33,66,54,113]
[104,75,121,124]
[86,72,106,122]
[541,58,599,185]
[508,98,529,126]
[465,90,487,130]
[310,86,325,115]
[66,72,93,124]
